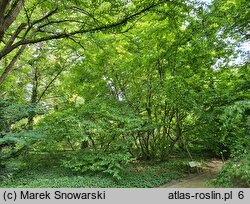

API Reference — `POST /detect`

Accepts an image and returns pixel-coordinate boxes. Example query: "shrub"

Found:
[62,149,134,180]
[213,151,250,187]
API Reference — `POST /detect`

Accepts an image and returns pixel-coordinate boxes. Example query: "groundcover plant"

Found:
[0,0,249,188]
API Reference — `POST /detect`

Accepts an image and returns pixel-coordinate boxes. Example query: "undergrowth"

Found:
[0,153,187,188]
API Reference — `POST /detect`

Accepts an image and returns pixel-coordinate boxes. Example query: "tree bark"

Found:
[0,0,24,41]
[27,67,39,129]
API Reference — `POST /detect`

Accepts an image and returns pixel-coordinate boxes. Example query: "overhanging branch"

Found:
[0,1,165,60]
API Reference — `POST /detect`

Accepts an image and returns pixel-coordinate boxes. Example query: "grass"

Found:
[0,154,188,188]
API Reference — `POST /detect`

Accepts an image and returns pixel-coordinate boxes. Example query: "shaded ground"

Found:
[1,156,224,188]
[0,157,185,188]
[159,160,224,188]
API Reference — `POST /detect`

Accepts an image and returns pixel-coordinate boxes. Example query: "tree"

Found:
[0,0,249,185]
[56,0,235,160]
[0,0,167,84]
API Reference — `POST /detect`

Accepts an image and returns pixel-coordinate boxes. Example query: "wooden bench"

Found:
[187,161,202,174]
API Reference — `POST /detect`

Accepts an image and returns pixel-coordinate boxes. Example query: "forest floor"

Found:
[0,156,224,188]
[158,160,224,188]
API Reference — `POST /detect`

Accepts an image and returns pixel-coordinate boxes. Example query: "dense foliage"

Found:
[0,0,249,187]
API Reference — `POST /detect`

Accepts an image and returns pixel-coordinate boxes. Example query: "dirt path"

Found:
[159,160,224,188]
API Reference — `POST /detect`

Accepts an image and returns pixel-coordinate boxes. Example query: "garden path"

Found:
[158,160,224,188]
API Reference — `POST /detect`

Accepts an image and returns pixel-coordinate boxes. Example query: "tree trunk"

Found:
[27,67,39,129]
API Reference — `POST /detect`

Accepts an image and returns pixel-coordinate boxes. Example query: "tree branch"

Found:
[0,30,36,84]
[5,22,27,48]
[0,1,163,60]
[0,43,26,84]
[30,8,58,27]
[0,0,10,21]
[2,0,23,33]
[37,68,64,103]
[0,0,11,40]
